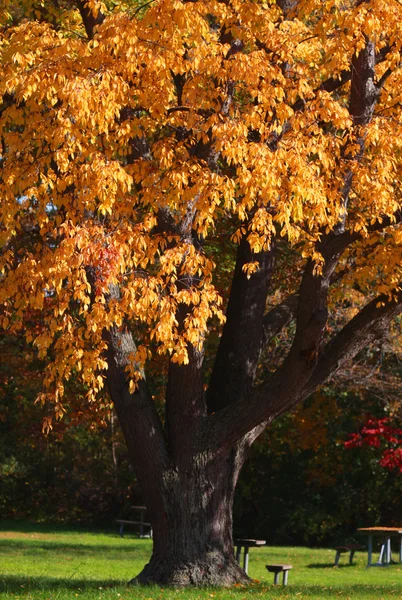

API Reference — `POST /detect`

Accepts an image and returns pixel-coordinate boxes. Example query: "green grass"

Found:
[1,522,402,599]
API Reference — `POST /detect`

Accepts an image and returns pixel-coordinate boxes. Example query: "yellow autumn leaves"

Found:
[1,0,402,419]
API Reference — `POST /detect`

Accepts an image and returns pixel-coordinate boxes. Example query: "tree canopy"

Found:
[2,0,402,586]
[1,0,402,423]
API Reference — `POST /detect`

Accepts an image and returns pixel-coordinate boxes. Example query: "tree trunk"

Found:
[130,443,252,586]
[104,325,255,586]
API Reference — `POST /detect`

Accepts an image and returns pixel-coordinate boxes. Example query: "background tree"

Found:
[2,0,402,587]
[236,385,402,548]
[0,328,138,523]
[5,330,402,546]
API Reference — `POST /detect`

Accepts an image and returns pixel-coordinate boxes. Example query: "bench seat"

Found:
[266,564,292,585]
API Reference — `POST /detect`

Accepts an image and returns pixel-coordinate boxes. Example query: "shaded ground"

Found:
[1,522,402,599]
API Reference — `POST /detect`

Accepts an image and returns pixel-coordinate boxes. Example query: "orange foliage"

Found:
[1,0,402,426]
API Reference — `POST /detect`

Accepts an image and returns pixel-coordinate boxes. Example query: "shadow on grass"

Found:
[306,563,357,569]
[0,539,150,555]
[0,520,110,535]
[0,574,126,594]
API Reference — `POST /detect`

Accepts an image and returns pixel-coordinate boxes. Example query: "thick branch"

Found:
[276,0,298,18]
[164,205,206,454]
[208,289,402,450]
[282,231,356,375]
[165,301,206,458]
[104,324,170,491]
[304,290,402,397]
[284,208,401,376]
[82,278,170,495]
[316,44,392,99]
[334,38,382,234]
[349,38,378,126]
[265,43,393,146]
[206,235,275,413]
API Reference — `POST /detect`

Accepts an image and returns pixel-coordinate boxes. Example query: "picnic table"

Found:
[235,538,266,574]
[117,505,152,538]
[357,527,402,567]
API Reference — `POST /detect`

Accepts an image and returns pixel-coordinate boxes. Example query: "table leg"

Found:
[400,537,402,563]
[386,537,391,564]
[235,545,241,564]
[367,535,373,567]
[378,542,385,565]
[243,546,249,574]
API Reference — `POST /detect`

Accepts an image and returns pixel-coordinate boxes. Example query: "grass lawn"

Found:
[1,522,402,599]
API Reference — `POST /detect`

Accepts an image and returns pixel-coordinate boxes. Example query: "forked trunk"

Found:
[131,446,251,586]
[105,326,260,586]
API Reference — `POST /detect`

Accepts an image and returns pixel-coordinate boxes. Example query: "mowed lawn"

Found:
[1,522,402,599]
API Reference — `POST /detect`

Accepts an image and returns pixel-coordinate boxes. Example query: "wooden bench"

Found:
[116,519,152,538]
[333,544,365,566]
[266,564,292,585]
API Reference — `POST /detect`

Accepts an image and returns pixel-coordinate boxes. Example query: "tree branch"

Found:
[280,230,357,376]
[349,38,378,126]
[376,67,395,91]
[75,0,105,39]
[334,37,382,233]
[304,289,402,397]
[208,288,402,451]
[206,235,275,413]
[81,277,170,481]
[276,0,298,18]
[104,323,172,517]
[165,258,206,457]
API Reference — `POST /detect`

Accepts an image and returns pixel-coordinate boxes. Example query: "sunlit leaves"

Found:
[1,0,402,422]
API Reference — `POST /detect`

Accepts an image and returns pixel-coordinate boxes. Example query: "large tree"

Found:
[1,0,402,587]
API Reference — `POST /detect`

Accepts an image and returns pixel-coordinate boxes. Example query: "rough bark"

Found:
[349,39,377,126]
[131,443,251,586]
[276,0,298,17]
